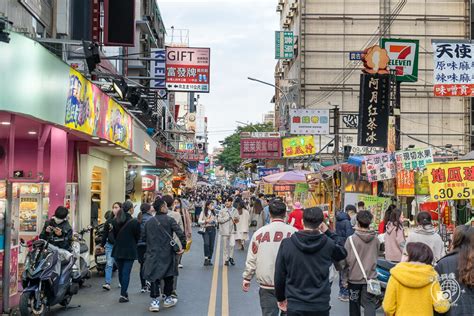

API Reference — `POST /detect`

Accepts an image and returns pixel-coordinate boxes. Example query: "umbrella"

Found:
[460,151,474,160]
[262,170,312,184]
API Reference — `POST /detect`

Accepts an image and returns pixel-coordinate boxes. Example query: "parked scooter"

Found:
[93,223,107,275]
[20,239,79,316]
[71,226,92,286]
[376,258,397,293]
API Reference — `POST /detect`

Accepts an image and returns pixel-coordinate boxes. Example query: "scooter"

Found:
[93,223,107,275]
[71,226,92,286]
[20,239,79,316]
[376,258,397,293]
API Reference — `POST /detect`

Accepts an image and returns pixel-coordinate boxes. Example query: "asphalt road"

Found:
[50,227,384,315]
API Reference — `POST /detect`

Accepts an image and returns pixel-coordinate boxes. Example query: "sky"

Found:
[158,0,279,150]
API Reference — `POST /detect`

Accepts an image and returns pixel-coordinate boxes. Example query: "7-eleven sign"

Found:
[381,38,419,82]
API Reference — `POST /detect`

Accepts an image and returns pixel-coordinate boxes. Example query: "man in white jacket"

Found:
[218,197,240,266]
[242,199,297,316]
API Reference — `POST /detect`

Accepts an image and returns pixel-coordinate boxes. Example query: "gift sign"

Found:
[394,148,433,171]
[365,153,396,183]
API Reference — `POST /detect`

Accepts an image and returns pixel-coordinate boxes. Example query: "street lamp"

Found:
[236,120,258,132]
[247,76,291,132]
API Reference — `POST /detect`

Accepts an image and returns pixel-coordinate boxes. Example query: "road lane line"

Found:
[207,234,221,316]
[221,252,229,316]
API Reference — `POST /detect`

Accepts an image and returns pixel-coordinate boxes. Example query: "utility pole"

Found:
[333,105,340,163]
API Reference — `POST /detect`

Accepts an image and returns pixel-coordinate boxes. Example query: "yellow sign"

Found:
[282,135,316,158]
[264,183,273,195]
[105,98,132,149]
[427,161,474,201]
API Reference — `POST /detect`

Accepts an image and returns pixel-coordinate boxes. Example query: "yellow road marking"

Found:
[221,253,229,316]
[207,235,221,316]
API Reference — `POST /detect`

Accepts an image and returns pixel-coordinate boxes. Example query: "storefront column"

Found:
[49,127,67,217]
[109,156,127,205]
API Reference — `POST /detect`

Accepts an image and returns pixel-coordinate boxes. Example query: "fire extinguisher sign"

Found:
[381,38,419,82]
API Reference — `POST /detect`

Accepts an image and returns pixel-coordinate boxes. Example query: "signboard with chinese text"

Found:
[275,31,294,59]
[178,142,195,152]
[166,47,210,93]
[177,152,206,162]
[240,132,281,138]
[289,109,330,135]
[258,168,280,179]
[414,170,430,195]
[282,135,316,158]
[358,73,390,148]
[394,148,433,171]
[150,49,166,89]
[433,42,474,97]
[240,138,282,159]
[381,38,419,82]
[427,161,474,201]
[396,170,415,196]
[273,184,296,193]
[365,153,396,183]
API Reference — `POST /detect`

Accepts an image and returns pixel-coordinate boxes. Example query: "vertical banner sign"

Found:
[282,135,316,158]
[433,42,474,96]
[414,170,430,195]
[166,47,210,93]
[427,161,474,201]
[396,170,415,196]
[275,31,294,59]
[358,74,390,147]
[150,49,166,89]
[289,109,330,135]
[365,153,396,182]
[381,38,419,82]
[394,148,433,171]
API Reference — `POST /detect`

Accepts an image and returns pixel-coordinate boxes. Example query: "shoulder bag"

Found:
[153,217,181,254]
[349,236,382,296]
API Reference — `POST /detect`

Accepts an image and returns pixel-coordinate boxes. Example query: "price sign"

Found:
[427,161,474,201]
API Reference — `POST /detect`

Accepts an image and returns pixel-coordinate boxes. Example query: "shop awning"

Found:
[262,170,311,184]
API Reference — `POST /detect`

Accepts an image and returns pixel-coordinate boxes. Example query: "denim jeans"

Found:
[104,242,114,285]
[115,259,134,297]
[202,227,216,259]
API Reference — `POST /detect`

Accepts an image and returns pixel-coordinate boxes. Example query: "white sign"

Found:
[150,49,166,89]
[433,42,474,97]
[240,132,281,138]
[290,109,330,135]
[195,103,206,137]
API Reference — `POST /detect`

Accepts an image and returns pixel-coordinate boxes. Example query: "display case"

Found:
[13,183,49,236]
[91,168,103,224]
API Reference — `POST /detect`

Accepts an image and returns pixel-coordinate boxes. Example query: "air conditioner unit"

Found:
[290,3,298,11]
[285,19,291,25]
[288,11,295,18]
[282,60,290,65]
[276,5,283,12]
[278,0,285,5]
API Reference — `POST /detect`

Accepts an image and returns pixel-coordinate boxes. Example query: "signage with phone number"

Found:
[427,161,474,201]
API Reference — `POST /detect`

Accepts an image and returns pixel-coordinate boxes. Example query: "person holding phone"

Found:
[39,206,73,252]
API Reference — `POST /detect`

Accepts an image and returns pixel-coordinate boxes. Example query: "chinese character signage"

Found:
[381,38,419,82]
[240,138,282,159]
[282,135,316,158]
[177,152,206,162]
[394,148,433,171]
[358,73,390,148]
[166,47,210,93]
[273,184,296,193]
[178,142,195,152]
[349,51,363,61]
[414,170,430,195]
[150,49,166,89]
[396,170,415,196]
[258,168,280,179]
[275,31,294,59]
[427,161,474,201]
[365,153,396,183]
[289,109,330,135]
[433,42,474,97]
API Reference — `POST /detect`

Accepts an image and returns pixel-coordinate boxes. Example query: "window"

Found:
[32,17,45,38]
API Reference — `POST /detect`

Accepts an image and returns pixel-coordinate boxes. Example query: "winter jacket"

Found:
[402,226,446,263]
[287,209,304,230]
[39,217,73,251]
[100,217,115,247]
[384,222,405,262]
[435,251,474,316]
[111,213,141,260]
[243,219,297,289]
[198,210,217,228]
[344,229,379,284]
[383,262,450,316]
[335,211,354,244]
[217,207,239,236]
[274,229,347,312]
[143,213,186,281]
[138,212,153,246]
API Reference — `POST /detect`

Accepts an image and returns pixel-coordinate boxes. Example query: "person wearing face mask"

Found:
[100,202,122,290]
[40,206,73,251]
[198,200,218,266]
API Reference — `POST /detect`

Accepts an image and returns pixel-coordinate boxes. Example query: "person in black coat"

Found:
[111,200,140,303]
[39,206,73,251]
[274,207,347,316]
[144,198,186,312]
[335,205,355,301]
[435,225,474,316]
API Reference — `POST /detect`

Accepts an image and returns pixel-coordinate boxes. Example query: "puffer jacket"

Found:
[138,212,153,246]
[335,211,354,244]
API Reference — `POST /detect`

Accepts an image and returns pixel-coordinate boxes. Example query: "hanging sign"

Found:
[427,161,474,201]
[165,47,210,93]
[273,184,296,193]
[282,135,316,158]
[381,38,419,82]
[258,168,280,179]
[357,73,390,148]
[414,170,430,195]
[396,170,415,196]
[394,148,434,171]
[240,138,282,159]
[275,31,294,59]
[295,183,309,193]
[289,109,330,135]
[365,153,396,183]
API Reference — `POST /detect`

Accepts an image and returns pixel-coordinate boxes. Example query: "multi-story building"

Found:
[275,0,472,155]
[263,110,276,126]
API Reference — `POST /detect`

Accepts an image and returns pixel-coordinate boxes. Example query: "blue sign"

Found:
[258,168,280,179]
[349,51,363,61]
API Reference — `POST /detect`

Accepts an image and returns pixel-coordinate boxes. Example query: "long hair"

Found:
[454,225,474,286]
[388,208,403,231]
[204,200,215,217]
[174,197,183,213]
[253,199,263,215]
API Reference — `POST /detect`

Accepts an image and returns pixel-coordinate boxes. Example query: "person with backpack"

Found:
[335,204,355,301]
[274,207,347,316]
[137,203,154,293]
[111,201,140,303]
[344,210,380,316]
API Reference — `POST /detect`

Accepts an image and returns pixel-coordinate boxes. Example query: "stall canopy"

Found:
[461,151,474,160]
[262,170,311,184]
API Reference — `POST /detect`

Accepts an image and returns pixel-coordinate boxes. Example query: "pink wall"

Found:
[49,128,68,216]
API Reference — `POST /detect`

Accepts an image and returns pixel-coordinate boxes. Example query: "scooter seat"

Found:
[79,243,88,254]
[377,259,397,271]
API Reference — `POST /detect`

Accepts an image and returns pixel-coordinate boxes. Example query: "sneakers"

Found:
[170,291,178,299]
[149,299,160,312]
[178,264,183,269]
[102,284,111,291]
[140,286,147,293]
[119,296,129,303]
[229,258,235,266]
[163,296,178,308]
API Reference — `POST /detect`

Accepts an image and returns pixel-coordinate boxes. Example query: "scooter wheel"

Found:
[20,292,47,316]
[60,295,72,307]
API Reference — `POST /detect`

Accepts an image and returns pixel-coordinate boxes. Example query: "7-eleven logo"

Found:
[385,42,417,77]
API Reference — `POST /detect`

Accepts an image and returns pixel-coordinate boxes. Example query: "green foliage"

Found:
[216,122,274,173]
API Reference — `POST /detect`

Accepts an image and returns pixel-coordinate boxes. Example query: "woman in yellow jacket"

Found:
[383,242,450,316]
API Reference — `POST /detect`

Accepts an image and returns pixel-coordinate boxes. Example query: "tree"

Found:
[216,122,274,173]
